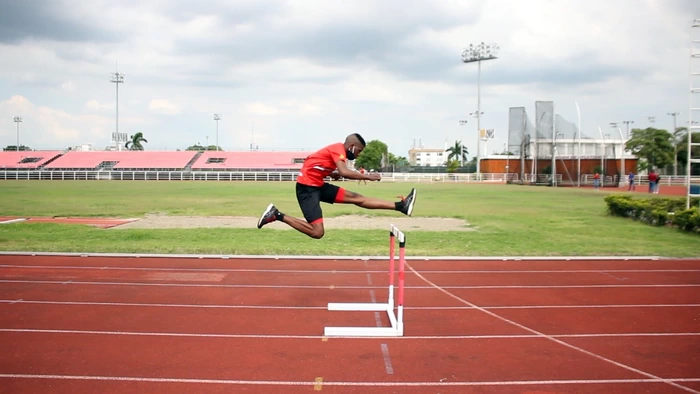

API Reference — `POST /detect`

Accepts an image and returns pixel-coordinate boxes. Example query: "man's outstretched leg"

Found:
[340,187,417,216]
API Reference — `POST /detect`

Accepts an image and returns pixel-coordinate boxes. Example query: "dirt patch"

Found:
[113,213,473,232]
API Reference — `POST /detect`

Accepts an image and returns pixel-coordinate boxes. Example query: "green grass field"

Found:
[1,180,698,257]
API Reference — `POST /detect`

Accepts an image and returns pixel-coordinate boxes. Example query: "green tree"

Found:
[3,145,31,151]
[125,132,148,151]
[445,140,468,164]
[354,140,388,170]
[625,127,673,171]
[446,159,461,173]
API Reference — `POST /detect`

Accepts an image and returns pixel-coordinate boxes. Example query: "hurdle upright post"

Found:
[397,228,406,336]
[388,227,396,310]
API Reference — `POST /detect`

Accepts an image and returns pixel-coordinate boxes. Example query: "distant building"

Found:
[408,148,446,167]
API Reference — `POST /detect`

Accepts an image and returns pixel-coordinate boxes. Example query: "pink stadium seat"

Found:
[191,151,307,170]
[44,151,198,170]
[0,151,62,169]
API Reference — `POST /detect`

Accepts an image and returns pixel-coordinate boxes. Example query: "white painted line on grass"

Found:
[0,219,26,225]
[405,261,700,394]
[2,279,699,290]
[0,373,698,387]
[1,328,698,340]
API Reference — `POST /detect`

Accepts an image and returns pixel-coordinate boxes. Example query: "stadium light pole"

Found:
[458,120,468,167]
[13,116,23,151]
[462,42,499,176]
[575,102,581,187]
[622,120,634,139]
[668,112,680,175]
[213,113,221,151]
[110,69,125,150]
[610,122,625,179]
[611,123,625,184]
[598,126,605,178]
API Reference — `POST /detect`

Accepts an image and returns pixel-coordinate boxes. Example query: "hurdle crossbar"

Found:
[324,225,406,337]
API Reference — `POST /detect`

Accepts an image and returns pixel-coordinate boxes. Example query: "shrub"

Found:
[604,194,700,233]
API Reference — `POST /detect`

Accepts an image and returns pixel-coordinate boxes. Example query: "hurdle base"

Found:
[324,301,403,337]
[327,302,391,312]
[324,326,402,337]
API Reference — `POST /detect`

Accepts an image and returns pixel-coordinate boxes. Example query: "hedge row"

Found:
[604,194,700,233]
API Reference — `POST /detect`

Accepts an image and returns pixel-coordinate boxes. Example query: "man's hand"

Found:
[367,172,381,181]
[329,171,342,180]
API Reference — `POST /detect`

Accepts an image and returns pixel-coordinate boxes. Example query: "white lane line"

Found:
[2,299,700,310]
[365,272,383,331]
[408,262,700,394]
[380,344,394,375]
[1,279,698,289]
[0,251,664,260]
[0,374,698,387]
[1,328,698,340]
[2,264,699,274]
[599,271,628,281]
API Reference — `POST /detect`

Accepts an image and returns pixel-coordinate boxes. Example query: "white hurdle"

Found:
[324,225,406,337]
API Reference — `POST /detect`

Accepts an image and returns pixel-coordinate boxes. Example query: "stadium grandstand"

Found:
[191,151,306,171]
[0,151,63,170]
[44,151,199,171]
[0,150,310,172]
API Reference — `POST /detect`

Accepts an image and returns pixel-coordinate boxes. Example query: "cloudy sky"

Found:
[0,0,697,158]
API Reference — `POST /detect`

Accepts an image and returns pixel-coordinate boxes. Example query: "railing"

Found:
[0,170,697,185]
[0,170,516,182]
[581,174,700,186]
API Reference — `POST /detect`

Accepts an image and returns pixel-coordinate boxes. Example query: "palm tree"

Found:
[446,140,468,164]
[125,132,148,151]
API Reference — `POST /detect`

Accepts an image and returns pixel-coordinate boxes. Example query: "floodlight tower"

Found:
[462,42,499,175]
[611,123,625,181]
[668,112,680,175]
[13,116,22,151]
[458,120,468,166]
[110,69,125,150]
[622,120,634,139]
[213,113,221,151]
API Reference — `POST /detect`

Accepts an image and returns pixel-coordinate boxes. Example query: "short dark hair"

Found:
[353,133,366,147]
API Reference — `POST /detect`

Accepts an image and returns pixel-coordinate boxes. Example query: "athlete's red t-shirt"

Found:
[297,142,347,187]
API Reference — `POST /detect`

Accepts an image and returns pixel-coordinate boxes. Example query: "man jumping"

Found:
[256,133,417,239]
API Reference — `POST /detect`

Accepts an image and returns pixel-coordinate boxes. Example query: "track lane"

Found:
[3,265,700,286]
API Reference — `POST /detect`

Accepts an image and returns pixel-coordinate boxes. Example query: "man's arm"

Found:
[334,160,380,181]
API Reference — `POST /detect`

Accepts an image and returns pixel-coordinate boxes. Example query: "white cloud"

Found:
[0,95,147,149]
[245,102,280,116]
[60,81,75,92]
[149,99,181,115]
[0,0,697,156]
[85,99,113,111]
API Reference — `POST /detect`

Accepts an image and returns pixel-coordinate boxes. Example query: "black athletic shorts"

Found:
[296,182,345,224]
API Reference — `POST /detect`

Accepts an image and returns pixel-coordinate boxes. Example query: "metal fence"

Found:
[0,170,515,183]
[1,170,697,186]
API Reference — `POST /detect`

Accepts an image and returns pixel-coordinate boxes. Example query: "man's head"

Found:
[344,133,366,160]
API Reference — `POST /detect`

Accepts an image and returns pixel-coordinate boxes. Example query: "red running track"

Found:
[0,254,699,393]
